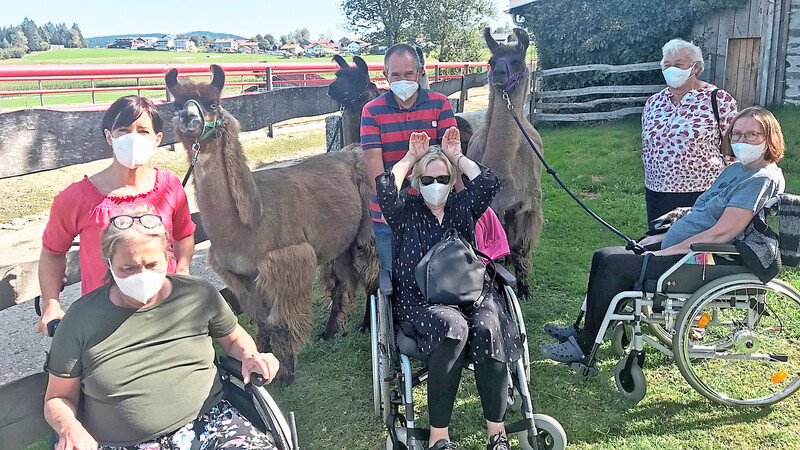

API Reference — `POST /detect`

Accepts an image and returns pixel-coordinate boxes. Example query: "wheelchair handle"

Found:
[47,319,61,337]
[249,372,269,387]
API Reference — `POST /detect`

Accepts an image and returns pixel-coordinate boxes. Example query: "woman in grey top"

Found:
[541,106,786,364]
[44,208,280,450]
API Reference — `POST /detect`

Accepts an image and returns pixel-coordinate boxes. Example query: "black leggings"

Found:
[576,246,683,354]
[428,338,509,428]
[645,188,704,225]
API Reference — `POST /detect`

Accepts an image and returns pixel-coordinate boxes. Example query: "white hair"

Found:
[661,38,704,75]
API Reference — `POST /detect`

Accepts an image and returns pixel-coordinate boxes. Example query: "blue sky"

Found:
[3,0,513,39]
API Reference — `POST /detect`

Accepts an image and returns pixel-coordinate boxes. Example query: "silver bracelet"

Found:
[456,154,465,167]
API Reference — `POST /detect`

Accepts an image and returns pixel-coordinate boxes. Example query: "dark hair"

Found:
[102,96,164,134]
[383,43,422,69]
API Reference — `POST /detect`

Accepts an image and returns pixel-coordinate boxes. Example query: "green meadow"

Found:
[22,107,800,449]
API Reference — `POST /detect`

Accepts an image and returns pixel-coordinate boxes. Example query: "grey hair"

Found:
[408,145,457,191]
[384,43,423,70]
[100,206,171,283]
[661,38,704,75]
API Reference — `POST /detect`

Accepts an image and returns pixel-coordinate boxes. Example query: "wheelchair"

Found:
[567,211,800,406]
[369,267,567,450]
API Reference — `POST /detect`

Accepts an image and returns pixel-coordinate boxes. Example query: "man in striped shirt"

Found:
[361,43,458,271]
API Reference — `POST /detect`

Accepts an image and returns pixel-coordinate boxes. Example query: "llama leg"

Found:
[208,247,253,317]
[255,243,317,386]
[505,208,535,300]
[320,252,359,340]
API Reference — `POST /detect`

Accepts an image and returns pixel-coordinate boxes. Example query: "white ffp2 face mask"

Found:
[390,80,419,102]
[111,132,157,169]
[732,141,766,166]
[109,260,166,305]
[662,64,695,89]
[420,182,450,207]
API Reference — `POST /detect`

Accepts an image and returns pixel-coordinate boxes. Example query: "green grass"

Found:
[24,108,800,450]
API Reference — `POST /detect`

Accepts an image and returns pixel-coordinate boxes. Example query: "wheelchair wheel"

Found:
[378,292,394,422]
[613,357,647,404]
[370,294,382,417]
[610,321,633,357]
[673,275,800,406]
[515,414,568,450]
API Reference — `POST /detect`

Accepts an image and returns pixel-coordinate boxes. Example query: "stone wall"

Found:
[786,0,800,104]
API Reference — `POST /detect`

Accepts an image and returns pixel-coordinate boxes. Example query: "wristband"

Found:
[456,154,465,167]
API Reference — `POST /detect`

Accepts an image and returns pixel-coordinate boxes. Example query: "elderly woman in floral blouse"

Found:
[641,38,738,224]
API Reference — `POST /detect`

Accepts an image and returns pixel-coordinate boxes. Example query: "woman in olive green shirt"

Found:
[44,212,279,450]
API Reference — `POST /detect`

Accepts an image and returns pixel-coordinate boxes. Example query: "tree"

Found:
[70,23,87,48]
[342,0,425,47]
[21,18,42,53]
[9,28,28,52]
[418,0,494,62]
[280,35,291,45]
[342,0,494,54]
[264,34,276,47]
[297,28,310,42]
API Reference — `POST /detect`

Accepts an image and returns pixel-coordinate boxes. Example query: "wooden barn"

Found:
[692,0,800,106]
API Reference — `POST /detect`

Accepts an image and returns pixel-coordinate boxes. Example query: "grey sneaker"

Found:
[541,336,588,364]
[544,322,579,342]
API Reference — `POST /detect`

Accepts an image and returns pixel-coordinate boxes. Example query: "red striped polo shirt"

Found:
[360,89,457,222]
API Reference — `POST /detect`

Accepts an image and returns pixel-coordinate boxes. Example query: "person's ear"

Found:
[104,129,113,147]
[153,132,163,148]
[383,69,389,81]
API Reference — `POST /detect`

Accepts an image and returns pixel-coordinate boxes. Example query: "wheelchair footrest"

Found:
[570,362,599,377]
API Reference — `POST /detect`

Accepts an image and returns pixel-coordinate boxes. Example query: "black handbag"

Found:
[415,228,494,308]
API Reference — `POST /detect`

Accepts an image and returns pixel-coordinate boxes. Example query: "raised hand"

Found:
[441,126,462,163]
[407,131,430,162]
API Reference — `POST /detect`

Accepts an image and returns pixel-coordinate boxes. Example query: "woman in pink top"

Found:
[37,96,196,335]
[642,38,738,224]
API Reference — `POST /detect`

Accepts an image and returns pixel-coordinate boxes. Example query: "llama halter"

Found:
[496,57,528,94]
[181,98,224,187]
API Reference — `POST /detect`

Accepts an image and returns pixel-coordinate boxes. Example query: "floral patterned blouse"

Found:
[641,85,738,193]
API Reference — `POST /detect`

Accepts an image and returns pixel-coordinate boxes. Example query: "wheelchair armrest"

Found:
[689,243,739,254]
[492,264,517,288]
[218,355,269,387]
[379,269,393,296]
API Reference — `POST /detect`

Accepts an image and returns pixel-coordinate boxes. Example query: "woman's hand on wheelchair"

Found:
[241,352,280,385]
[37,299,65,336]
[638,234,664,247]
[56,421,98,450]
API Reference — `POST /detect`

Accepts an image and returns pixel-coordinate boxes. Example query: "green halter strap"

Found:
[181,99,223,187]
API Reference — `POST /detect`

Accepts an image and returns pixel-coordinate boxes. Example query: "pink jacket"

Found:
[476,207,510,262]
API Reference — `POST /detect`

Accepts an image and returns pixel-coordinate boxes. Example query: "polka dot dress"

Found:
[376,166,523,365]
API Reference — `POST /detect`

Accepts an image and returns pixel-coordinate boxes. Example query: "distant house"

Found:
[49,44,65,50]
[237,40,260,53]
[305,40,338,57]
[141,37,159,46]
[155,34,176,50]
[280,43,305,56]
[109,37,147,49]
[174,38,197,51]
[213,38,239,52]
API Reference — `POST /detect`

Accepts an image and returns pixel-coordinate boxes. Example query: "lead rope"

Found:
[501,91,646,253]
[181,140,201,187]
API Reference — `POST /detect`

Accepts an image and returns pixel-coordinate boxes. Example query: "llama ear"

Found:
[414,46,425,65]
[210,65,225,92]
[484,27,500,51]
[165,68,179,94]
[332,55,349,69]
[514,28,529,53]
[353,56,369,75]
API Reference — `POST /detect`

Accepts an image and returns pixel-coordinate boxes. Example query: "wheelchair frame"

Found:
[570,243,800,407]
[370,267,566,450]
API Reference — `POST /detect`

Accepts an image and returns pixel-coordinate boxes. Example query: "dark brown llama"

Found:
[327,55,382,146]
[167,65,378,384]
[467,28,543,299]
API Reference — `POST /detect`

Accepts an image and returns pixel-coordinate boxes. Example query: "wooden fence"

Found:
[530,61,664,122]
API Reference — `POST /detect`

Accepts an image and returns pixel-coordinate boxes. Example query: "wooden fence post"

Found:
[266,67,274,138]
[458,74,468,113]
[38,80,44,107]
[435,64,441,83]
[529,69,537,125]
[462,64,470,101]
[90,79,96,104]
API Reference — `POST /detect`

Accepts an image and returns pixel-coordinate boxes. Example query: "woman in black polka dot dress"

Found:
[376,127,523,450]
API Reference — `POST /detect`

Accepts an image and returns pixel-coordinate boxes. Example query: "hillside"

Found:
[86,31,247,48]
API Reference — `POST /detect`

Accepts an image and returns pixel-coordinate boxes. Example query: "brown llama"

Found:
[466,28,543,299]
[166,65,378,385]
